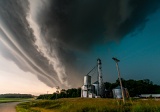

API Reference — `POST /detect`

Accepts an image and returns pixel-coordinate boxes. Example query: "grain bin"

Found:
[112,86,126,99]
[84,75,91,86]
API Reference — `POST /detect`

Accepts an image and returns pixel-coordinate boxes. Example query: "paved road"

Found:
[0,102,20,112]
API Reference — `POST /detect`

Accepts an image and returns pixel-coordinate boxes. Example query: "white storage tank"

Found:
[84,75,91,86]
[81,85,88,98]
[82,91,87,97]
[92,81,99,95]
[112,86,126,99]
[89,93,95,98]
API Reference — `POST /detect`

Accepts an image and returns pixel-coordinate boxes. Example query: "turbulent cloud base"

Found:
[0,0,160,88]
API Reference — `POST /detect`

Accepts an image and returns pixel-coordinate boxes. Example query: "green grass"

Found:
[16,98,160,112]
[0,98,33,103]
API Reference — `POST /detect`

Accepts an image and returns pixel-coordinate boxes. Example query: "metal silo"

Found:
[84,75,91,86]
[112,86,125,99]
[81,85,88,97]
[92,81,99,95]
[81,58,105,98]
[81,75,91,98]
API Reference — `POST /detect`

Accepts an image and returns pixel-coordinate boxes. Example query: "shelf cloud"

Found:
[0,0,159,88]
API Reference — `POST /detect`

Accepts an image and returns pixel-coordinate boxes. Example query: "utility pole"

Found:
[112,57,125,103]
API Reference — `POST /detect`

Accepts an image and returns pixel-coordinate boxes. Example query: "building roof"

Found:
[140,94,160,98]
[114,86,124,89]
[93,81,99,84]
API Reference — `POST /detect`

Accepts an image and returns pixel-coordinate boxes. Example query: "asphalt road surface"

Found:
[0,102,20,112]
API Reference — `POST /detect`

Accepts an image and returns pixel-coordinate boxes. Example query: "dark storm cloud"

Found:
[0,0,160,88]
[38,0,160,50]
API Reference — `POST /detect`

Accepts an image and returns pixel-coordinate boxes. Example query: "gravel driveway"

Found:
[0,102,20,112]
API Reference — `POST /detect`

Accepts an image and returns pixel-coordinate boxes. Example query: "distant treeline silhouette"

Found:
[0,93,33,98]
[105,78,160,97]
[37,88,81,100]
[37,79,160,99]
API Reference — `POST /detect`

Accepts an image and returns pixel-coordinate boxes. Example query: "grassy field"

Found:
[16,98,160,112]
[0,98,33,103]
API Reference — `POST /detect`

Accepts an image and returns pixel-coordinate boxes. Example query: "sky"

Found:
[0,0,160,95]
[89,9,160,84]
[0,55,55,95]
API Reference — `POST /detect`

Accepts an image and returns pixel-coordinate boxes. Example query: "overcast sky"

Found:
[0,0,160,95]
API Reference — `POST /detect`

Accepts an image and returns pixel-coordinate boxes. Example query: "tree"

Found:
[104,78,160,97]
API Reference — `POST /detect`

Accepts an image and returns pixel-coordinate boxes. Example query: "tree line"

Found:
[104,79,160,97]
[0,93,33,98]
[37,88,81,100]
[37,79,160,99]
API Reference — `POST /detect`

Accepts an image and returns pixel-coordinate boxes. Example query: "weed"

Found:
[16,98,160,112]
